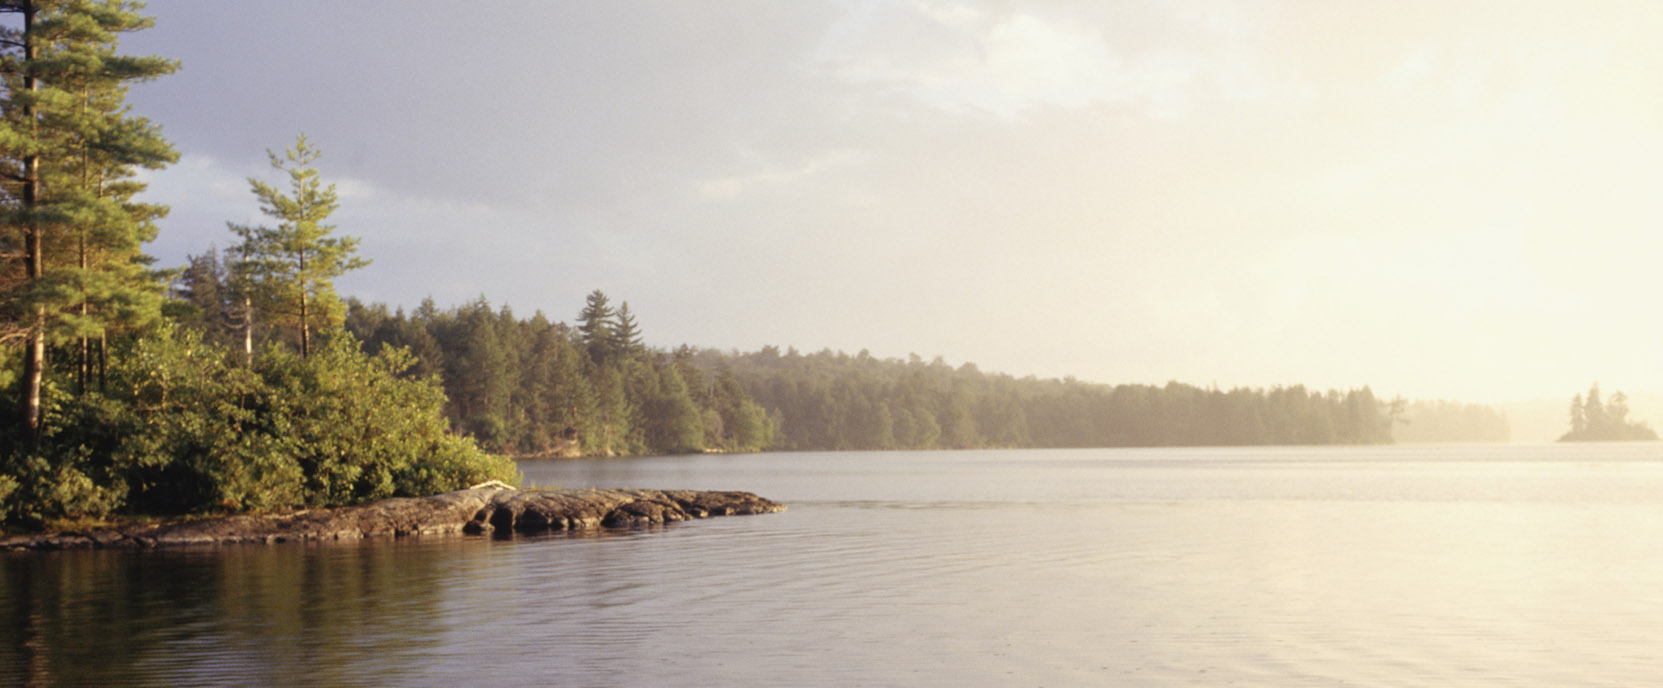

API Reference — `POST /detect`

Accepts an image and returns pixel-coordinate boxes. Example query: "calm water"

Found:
[7,444,1663,686]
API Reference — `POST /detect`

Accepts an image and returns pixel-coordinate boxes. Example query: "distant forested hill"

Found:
[705,347,1395,450]
[323,292,1404,456]
[1390,400,1510,443]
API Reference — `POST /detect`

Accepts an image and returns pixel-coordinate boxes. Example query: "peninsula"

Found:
[0,485,783,552]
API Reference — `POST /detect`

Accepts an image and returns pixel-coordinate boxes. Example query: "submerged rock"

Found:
[0,486,784,551]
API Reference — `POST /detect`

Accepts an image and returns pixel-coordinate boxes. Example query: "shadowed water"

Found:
[6,444,1663,686]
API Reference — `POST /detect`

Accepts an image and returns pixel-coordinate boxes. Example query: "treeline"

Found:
[168,267,780,457]
[1561,383,1657,442]
[1391,400,1511,443]
[707,348,1396,449]
[195,283,1408,453]
[183,270,1509,455]
[268,289,1404,453]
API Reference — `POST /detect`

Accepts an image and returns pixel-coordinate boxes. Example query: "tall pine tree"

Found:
[612,300,641,355]
[0,0,176,436]
[575,289,613,365]
[230,134,368,357]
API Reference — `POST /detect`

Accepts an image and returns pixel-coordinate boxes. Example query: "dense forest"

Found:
[169,270,778,458]
[174,275,1413,453]
[720,347,1398,449]
[1560,383,1657,442]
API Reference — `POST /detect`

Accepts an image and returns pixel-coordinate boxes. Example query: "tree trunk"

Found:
[77,237,89,397]
[19,1,43,440]
[299,288,310,358]
[298,249,309,357]
[242,294,253,367]
[98,333,107,392]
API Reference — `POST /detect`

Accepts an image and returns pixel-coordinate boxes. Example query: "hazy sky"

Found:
[120,1,1663,404]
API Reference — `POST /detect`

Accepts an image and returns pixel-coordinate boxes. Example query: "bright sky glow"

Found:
[123,0,1663,406]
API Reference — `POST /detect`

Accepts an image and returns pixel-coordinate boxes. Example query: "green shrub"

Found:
[1,326,517,523]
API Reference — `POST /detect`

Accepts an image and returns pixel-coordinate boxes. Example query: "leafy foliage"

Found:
[229,134,369,358]
[339,294,777,457]
[0,326,517,524]
[334,294,1409,456]
[0,0,180,435]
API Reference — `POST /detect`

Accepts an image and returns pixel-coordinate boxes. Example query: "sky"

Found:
[117,0,1663,405]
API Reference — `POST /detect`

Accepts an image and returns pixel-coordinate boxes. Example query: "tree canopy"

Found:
[0,13,512,525]
[1560,383,1657,442]
[0,0,178,438]
[229,133,368,358]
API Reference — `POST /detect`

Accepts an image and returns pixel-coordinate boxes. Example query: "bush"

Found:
[1,326,518,524]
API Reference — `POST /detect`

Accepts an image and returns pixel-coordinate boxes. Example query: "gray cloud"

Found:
[124,0,1663,403]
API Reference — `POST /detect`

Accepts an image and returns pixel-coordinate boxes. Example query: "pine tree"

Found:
[1561,383,1657,442]
[611,300,642,356]
[171,248,238,348]
[0,0,177,436]
[230,134,368,357]
[575,289,613,364]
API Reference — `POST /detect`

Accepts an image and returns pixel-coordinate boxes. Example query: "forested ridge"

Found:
[170,266,1458,455]
[168,259,1506,456]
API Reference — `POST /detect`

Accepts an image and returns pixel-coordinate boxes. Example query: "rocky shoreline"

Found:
[0,485,785,551]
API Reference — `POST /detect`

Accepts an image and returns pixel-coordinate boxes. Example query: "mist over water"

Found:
[7,444,1663,686]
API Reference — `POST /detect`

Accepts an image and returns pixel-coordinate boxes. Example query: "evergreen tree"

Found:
[1561,383,1656,442]
[642,360,703,453]
[589,362,632,455]
[447,300,510,444]
[612,300,642,355]
[575,289,613,364]
[169,248,239,349]
[229,134,368,358]
[0,0,176,436]
[1583,383,1605,436]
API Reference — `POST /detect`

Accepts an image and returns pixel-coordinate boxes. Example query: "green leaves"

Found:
[0,326,518,522]
[232,134,370,357]
[0,0,181,436]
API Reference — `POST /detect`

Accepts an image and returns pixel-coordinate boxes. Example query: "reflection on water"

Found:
[6,444,1663,686]
[2,540,473,685]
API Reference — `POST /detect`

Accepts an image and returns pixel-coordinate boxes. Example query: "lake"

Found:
[6,443,1663,686]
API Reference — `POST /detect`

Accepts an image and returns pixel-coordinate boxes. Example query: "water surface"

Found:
[7,444,1663,686]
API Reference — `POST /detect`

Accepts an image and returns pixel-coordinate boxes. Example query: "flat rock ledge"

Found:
[0,487,784,551]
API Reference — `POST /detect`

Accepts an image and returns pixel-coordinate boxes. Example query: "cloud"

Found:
[814,0,1274,119]
[137,152,613,310]
[698,149,869,199]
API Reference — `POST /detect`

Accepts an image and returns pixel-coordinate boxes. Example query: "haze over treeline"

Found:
[117,1,1663,406]
[173,249,1511,454]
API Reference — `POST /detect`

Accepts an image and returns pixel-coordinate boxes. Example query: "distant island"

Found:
[1559,383,1658,442]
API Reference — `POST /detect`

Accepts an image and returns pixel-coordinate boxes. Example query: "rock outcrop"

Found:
[0,486,784,551]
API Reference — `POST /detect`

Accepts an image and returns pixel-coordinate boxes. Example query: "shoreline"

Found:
[0,485,784,552]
